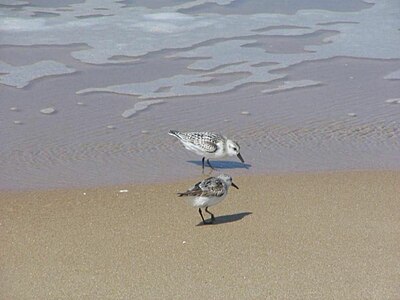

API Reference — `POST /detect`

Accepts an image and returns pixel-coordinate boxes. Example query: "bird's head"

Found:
[226,139,244,163]
[218,174,239,189]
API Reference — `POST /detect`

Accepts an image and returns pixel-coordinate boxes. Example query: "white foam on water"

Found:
[0,0,28,5]
[384,69,400,80]
[0,61,75,88]
[262,80,322,94]
[0,18,47,31]
[1,0,399,97]
[73,1,399,99]
[385,98,400,104]
[171,0,236,10]
[121,100,164,118]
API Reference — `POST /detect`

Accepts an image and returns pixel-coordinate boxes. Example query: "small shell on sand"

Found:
[106,125,116,129]
[10,107,19,111]
[76,102,85,106]
[385,98,400,104]
[40,107,56,114]
[241,111,250,115]
[119,189,128,193]
[13,120,23,125]
[347,113,357,117]
[141,130,149,134]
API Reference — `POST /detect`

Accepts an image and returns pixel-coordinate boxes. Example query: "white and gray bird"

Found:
[168,130,244,171]
[178,174,239,224]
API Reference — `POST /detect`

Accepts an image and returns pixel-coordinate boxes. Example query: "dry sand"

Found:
[1,171,399,299]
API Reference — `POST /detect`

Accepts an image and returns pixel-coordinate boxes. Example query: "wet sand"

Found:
[1,170,399,299]
[2,55,400,190]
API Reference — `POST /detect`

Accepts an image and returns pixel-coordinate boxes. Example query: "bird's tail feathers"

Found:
[168,130,180,138]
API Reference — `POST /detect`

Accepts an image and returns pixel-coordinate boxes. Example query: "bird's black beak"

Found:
[232,182,239,189]
[237,153,244,163]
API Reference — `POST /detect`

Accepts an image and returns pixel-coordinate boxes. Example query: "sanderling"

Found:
[168,130,244,171]
[177,174,239,224]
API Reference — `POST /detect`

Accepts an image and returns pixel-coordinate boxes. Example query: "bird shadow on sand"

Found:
[187,160,251,170]
[196,212,252,226]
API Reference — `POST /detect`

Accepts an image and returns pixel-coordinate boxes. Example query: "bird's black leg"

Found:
[205,207,215,222]
[199,208,213,225]
[198,208,206,224]
[206,159,216,170]
[202,157,205,173]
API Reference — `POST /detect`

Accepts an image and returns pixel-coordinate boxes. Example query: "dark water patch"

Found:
[253,25,310,33]
[187,61,246,73]
[243,30,340,54]
[154,86,172,93]
[251,62,279,68]
[317,21,359,26]
[32,11,60,17]
[75,14,113,19]
[109,55,139,62]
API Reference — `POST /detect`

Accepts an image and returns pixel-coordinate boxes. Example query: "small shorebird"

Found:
[168,130,244,171]
[177,174,239,224]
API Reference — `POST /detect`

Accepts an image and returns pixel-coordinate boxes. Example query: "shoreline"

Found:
[2,166,400,193]
[1,170,399,298]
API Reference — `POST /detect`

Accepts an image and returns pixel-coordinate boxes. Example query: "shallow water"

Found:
[1,0,399,190]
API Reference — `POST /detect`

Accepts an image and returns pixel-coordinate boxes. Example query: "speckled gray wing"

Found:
[178,177,226,197]
[196,141,217,153]
[185,132,223,143]
[175,131,223,153]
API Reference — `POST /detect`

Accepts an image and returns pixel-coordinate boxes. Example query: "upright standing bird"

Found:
[177,174,239,224]
[168,130,244,171]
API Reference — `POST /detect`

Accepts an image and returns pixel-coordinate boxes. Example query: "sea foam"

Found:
[1,0,399,98]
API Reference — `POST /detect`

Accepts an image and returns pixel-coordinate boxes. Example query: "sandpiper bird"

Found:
[168,130,244,171]
[178,174,239,224]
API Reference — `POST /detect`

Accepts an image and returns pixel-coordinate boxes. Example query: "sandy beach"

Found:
[1,170,399,299]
